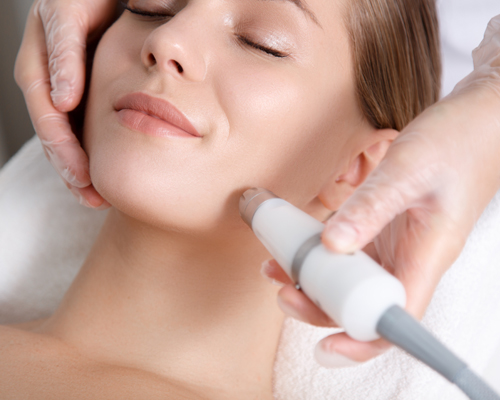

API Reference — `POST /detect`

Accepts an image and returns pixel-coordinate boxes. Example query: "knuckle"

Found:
[14,63,44,94]
[40,135,80,159]
[26,77,51,96]
[37,112,67,125]
[14,50,37,91]
[13,62,24,88]
[35,113,73,137]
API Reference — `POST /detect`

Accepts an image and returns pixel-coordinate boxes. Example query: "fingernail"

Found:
[325,222,358,252]
[95,202,111,211]
[260,260,284,287]
[69,187,92,208]
[87,196,111,209]
[51,80,72,106]
[314,340,361,369]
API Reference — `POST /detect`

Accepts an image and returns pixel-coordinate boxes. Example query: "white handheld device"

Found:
[239,188,405,341]
[239,188,500,400]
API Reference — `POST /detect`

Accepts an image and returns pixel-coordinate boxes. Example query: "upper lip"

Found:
[114,92,201,137]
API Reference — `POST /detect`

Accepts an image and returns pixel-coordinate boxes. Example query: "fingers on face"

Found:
[15,4,94,191]
[69,185,110,209]
[17,1,86,112]
[30,81,92,188]
[38,1,87,110]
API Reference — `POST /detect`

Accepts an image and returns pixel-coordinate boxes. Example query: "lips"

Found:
[114,92,201,138]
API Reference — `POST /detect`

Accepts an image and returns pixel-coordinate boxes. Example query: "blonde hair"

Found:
[346,0,441,131]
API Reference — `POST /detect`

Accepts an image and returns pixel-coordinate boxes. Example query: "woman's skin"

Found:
[14,0,500,368]
[2,0,398,398]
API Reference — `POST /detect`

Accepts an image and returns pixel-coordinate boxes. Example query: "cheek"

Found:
[212,61,354,206]
[83,17,359,233]
[84,20,145,151]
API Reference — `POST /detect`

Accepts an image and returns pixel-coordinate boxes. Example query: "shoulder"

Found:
[0,323,89,398]
[0,324,214,400]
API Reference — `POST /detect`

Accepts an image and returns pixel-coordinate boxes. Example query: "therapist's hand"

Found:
[14,0,118,208]
[262,15,500,367]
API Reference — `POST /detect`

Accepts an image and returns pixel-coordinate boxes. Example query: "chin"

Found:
[88,152,240,236]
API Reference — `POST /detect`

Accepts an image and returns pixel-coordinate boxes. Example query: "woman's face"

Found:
[84,0,369,233]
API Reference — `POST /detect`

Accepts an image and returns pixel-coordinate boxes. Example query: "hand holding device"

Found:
[266,14,500,365]
[242,188,500,400]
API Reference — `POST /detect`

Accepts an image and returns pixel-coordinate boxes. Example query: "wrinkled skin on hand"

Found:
[14,0,119,208]
[263,14,500,365]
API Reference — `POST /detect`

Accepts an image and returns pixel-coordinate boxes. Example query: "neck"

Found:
[41,208,285,398]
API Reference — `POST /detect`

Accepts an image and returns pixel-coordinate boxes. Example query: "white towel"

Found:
[272,184,500,397]
[0,136,107,323]
[1,136,500,399]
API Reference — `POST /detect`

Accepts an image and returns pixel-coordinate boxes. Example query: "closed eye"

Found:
[237,35,288,59]
[124,4,174,19]
[123,2,288,59]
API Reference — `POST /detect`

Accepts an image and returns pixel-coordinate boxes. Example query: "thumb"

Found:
[36,1,89,111]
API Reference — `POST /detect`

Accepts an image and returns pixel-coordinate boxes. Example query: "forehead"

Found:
[258,0,347,27]
[258,0,321,26]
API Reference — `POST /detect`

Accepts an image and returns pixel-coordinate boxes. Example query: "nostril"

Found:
[173,60,183,73]
[148,53,156,65]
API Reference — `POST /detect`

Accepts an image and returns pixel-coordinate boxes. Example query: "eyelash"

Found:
[124,5,174,19]
[236,35,287,59]
[123,5,288,59]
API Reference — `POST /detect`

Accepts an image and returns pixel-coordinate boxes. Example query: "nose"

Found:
[140,13,207,82]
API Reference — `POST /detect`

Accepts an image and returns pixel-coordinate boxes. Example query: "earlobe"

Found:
[317,128,398,211]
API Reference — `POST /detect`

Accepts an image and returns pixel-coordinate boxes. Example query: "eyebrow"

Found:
[259,0,322,28]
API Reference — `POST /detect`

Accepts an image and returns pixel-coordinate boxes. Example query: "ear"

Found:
[318,128,399,211]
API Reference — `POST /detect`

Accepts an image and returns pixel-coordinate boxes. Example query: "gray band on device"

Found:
[291,233,322,284]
